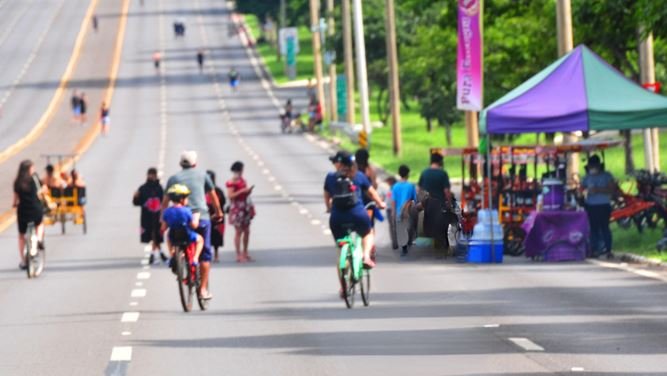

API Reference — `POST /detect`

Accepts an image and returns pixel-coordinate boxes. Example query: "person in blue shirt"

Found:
[324,151,386,272]
[392,165,417,256]
[162,184,204,268]
[580,155,615,257]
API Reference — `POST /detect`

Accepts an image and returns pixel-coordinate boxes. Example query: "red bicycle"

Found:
[171,230,209,312]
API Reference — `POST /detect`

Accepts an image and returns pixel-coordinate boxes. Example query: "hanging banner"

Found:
[457,0,482,111]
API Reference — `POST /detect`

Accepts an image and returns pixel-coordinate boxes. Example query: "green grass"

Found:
[244,15,315,84]
[612,224,667,262]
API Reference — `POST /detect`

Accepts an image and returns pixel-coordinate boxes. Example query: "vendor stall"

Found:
[480,45,667,261]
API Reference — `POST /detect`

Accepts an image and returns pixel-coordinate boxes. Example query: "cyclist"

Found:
[13,160,46,270]
[324,151,386,276]
[162,184,204,267]
[163,151,223,300]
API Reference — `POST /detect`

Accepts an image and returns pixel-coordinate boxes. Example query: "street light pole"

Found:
[385,0,401,155]
[352,0,371,146]
[309,0,326,117]
[342,0,355,125]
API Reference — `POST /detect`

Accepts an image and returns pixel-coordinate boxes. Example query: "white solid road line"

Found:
[110,346,133,361]
[131,289,146,298]
[590,259,667,283]
[121,312,140,323]
[508,337,545,352]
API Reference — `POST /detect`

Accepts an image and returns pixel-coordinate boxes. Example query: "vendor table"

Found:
[522,210,589,261]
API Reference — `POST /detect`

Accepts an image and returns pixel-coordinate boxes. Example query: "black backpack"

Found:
[332,173,359,210]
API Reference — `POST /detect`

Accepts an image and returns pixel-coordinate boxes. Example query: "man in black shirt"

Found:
[418,152,453,248]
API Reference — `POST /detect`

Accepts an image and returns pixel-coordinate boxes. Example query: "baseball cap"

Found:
[180,150,198,167]
[329,151,355,166]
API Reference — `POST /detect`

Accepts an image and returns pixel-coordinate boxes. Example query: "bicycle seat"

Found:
[170,227,190,247]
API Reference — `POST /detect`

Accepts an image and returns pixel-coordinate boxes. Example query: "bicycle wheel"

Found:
[360,269,371,307]
[339,256,355,309]
[196,266,209,311]
[176,250,193,312]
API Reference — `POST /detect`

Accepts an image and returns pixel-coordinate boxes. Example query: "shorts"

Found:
[102,116,110,125]
[329,205,371,241]
[18,216,43,235]
[230,79,239,88]
[194,219,212,262]
[73,106,81,116]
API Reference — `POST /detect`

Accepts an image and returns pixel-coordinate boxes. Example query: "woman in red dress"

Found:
[226,161,255,262]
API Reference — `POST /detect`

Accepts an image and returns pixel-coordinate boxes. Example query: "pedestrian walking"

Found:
[71,90,81,122]
[196,49,205,73]
[580,155,615,258]
[206,170,227,263]
[392,165,417,256]
[226,161,255,263]
[79,93,88,125]
[153,51,161,72]
[92,14,98,32]
[134,168,167,264]
[228,67,240,91]
[99,102,110,136]
[163,151,223,300]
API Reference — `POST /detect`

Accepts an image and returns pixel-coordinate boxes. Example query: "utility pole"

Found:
[342,0,355,125]
[352,0,371,145]
[309,0,326,117]
[556,0,578,179]
[327,0,337,122]
[385,0,401,155]
[639,29,660,172]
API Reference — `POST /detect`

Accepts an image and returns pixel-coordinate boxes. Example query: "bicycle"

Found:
[24,222,45,278]
[171,230,208,312]
[337,225,371,309]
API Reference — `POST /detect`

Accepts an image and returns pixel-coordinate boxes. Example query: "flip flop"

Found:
[363,259,376,269]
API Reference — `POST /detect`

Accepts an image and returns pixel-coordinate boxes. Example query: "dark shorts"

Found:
[195,219,212,262]
[18,216,42,235]
[329,205,371,241]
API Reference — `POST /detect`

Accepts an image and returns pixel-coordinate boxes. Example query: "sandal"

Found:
[363,259,376,269]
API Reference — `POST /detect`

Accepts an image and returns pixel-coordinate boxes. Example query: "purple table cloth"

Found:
[522,210,589,261]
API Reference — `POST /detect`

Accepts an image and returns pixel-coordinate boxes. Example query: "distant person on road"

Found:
[196,49,205,73]
[92,14,99,32]
[153,51,161,72]
[307,98,323,132]
[206,170,226,263]
[163,151,223,300]
[13,160,46,270]
[79,93,88,125]
[581,155,615,258]
[392,165,417,257]
[134,167,166,264]
[226,161,255,263]
[100,102,110,136]
[71,90,81,122]
[228,67,240,91]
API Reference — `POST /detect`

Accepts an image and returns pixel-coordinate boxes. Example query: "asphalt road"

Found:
[0,0,667,375]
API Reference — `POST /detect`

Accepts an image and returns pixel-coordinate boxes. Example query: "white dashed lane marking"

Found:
[131,289,146,298]
[121,331,131,336]
[508,337,544,352]
[136,272,150,280]
[110,346,132,361]
[121,312,140,323]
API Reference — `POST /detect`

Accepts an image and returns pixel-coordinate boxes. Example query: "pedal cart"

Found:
[41,154,88,235]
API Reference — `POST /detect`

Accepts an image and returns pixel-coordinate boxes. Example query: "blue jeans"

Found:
[585,204,612,254]
[194,219,212,262]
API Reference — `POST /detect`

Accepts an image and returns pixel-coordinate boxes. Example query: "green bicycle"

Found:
[337,227,371,309]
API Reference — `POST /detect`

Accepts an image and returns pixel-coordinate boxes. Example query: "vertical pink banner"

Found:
[457,0,482,111]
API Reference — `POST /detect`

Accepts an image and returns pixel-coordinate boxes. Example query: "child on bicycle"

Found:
[162,184,204,267]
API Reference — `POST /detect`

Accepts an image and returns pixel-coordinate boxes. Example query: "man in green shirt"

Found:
[418,152,451,204]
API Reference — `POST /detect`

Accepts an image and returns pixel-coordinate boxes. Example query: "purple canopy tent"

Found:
[480,45,667,134]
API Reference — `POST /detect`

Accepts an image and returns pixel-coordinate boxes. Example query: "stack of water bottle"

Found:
[462,209,504,263]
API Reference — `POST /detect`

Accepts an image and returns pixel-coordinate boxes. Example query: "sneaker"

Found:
[148,253,156,265]
[400,245,408,257]
[38,241,45,251]
[169,258,178,274]
[159,251,168,263]
[18,262,27,270]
